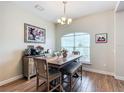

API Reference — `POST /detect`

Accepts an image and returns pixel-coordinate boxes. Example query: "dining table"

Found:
[34,54,82,69]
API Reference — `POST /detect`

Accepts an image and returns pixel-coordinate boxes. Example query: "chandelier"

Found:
[57,1,72,25]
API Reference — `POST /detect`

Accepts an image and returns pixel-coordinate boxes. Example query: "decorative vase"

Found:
[63,51,67,58]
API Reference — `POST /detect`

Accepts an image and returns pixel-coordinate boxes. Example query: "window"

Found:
[61,32,90,64]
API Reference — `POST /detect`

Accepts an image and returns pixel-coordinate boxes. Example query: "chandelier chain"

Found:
[63,1,66,17]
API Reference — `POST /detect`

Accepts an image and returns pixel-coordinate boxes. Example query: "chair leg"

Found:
[81,65,83,80]
[61,85,65,92]
[36,76,39,91]
[61,73,64,83]
[59,77,61,92]
[69,75,72,92]
[47,81,49,92]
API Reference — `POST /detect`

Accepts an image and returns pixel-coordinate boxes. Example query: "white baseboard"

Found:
[83,67,114,76]
[114,75,124,81]
[83,67,124,81]
[0,70,124,87]
[0,74,23,86]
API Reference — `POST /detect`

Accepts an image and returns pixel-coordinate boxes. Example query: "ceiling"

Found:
[116,1,124,12]
[5,1,117,23]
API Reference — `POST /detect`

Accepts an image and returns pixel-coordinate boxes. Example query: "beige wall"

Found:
[115,11,124,78]
[1,2,123,83]
[56,11,114,74]
[0,4,55,81]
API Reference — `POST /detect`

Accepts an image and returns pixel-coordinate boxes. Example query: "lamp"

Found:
[57,1,72,25]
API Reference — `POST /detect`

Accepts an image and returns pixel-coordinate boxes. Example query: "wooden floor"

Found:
[0,71,124,92]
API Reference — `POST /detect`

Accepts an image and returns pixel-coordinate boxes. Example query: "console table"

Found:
[23,56,36,80]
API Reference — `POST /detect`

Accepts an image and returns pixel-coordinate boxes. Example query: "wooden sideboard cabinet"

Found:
[23,56,36,80]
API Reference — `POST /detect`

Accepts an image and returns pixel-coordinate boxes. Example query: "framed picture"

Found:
[95,33,107,43]
[24,23,46,43]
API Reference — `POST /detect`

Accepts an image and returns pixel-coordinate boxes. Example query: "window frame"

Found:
[61,32,90,64]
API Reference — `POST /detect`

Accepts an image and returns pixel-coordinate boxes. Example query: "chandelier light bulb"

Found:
[61,21,65,25]
[57,19,61,23]
[61,17,66,21]
[67,18,72,24]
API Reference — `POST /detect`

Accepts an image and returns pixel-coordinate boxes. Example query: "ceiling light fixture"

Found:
[57,1,72,25]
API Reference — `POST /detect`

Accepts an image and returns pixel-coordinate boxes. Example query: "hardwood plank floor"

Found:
[0,71,124,92]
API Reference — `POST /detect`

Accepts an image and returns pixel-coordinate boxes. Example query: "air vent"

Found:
[34,4,44,11]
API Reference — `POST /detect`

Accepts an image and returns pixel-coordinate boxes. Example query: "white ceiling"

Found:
[5,1,117,23]
[116,1,124,12]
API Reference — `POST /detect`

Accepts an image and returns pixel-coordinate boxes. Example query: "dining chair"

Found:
[72,51,80,55]
[72,51,80,62]
[72,51,83,75]
[34,58,62,92]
